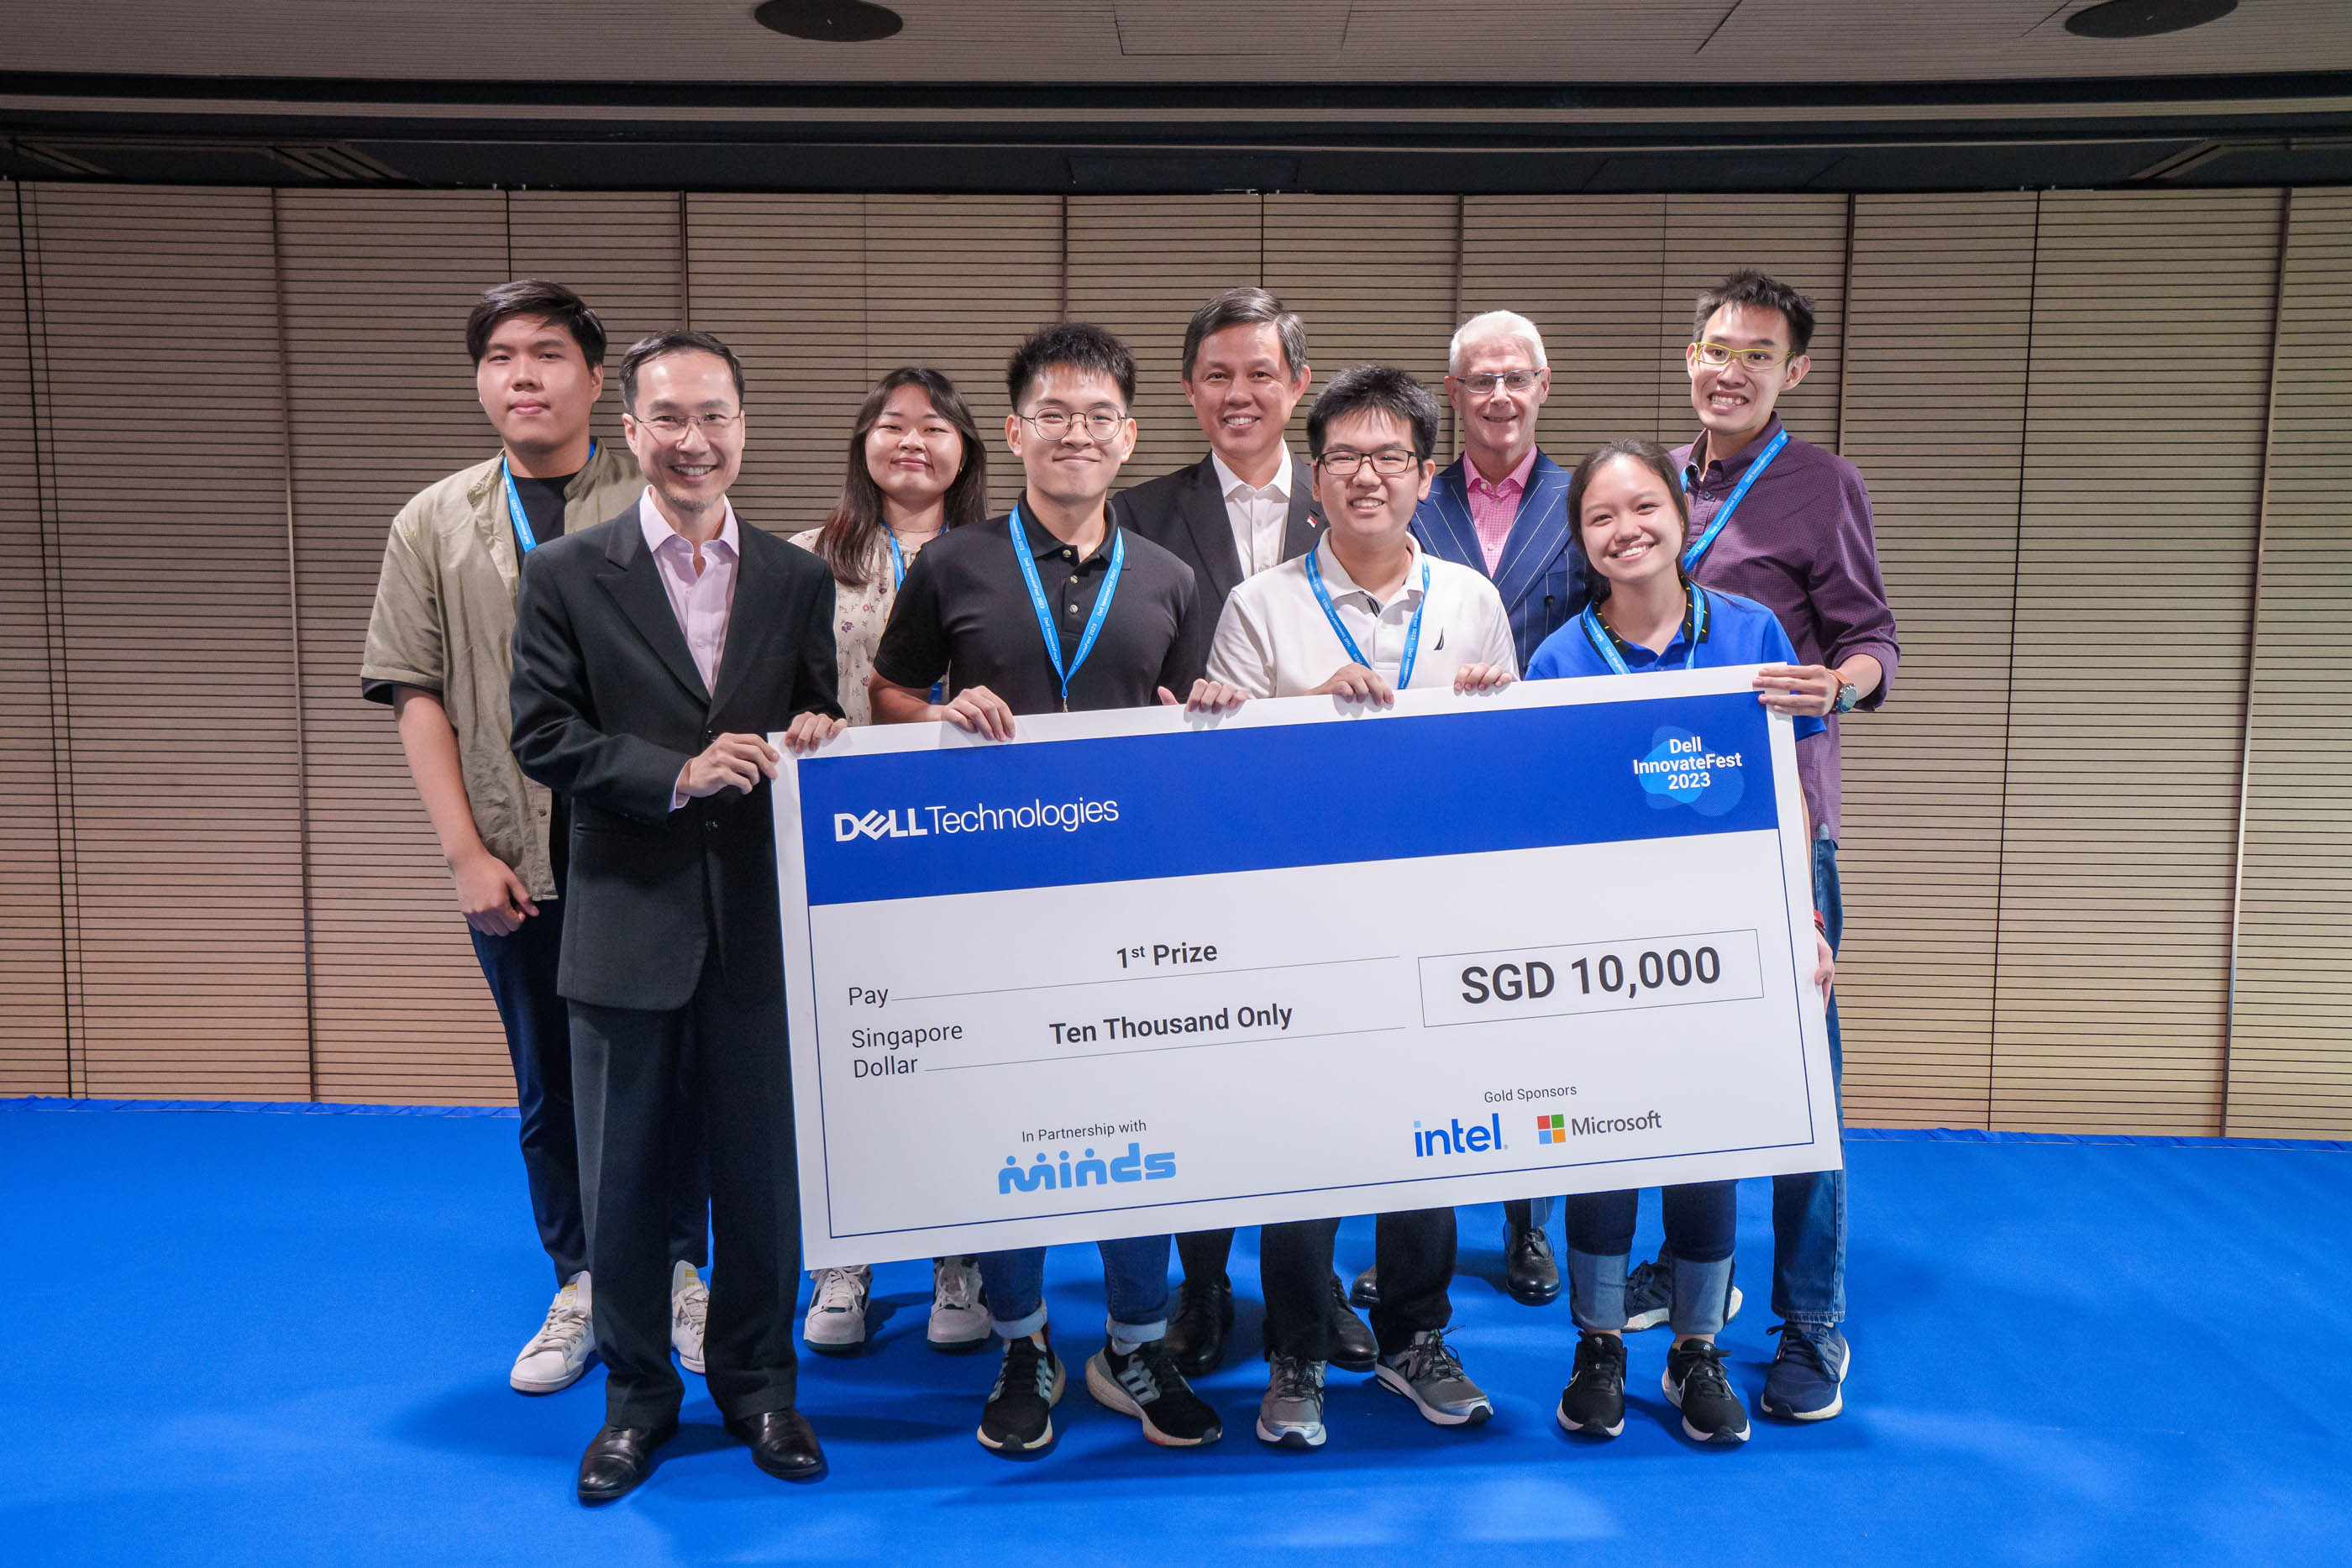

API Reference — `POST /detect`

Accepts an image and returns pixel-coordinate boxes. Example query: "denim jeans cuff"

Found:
[1107,1316,1168,1344]
[1780,1311,1844,1329]
[1565,1247,1627,1333]
[1669,1255,1734,1337]
[990,1303,1048,1340]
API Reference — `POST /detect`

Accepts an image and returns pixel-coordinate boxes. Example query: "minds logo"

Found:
[1632,726,1745,817]
[1000,1141,1175,1194]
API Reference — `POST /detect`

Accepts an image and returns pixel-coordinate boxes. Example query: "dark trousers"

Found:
[470,899,708,1284]
[1175,1227,1236,1285]
[1565,1182,1737,1265]
[570,956,800,1428]
[1263,1209,1454,1359]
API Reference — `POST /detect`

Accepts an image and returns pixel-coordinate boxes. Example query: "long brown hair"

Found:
[814,366,988,587]
[1566,438,1691,602]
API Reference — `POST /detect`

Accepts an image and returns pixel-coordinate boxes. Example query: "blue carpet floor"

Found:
[1,1101,2345,1566]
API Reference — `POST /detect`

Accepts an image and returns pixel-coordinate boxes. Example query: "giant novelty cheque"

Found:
[772,670,1840,1267]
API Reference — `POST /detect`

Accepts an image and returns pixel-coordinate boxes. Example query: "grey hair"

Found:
[1181,286,1310,380]
[1447,310,1548,375]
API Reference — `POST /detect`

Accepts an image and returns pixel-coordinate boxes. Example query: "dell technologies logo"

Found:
[1000,1141,1176,1193]
[833,798,1121,843]
[834,808,928,842]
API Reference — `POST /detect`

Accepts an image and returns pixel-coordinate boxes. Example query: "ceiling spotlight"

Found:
[2064,0,2236,39]
[754,0,904,42]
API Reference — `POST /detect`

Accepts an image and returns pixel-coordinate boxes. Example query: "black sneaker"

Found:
[1085,1340,1224,1446]
[1662,1340,1750,1444]
[977,1331,1065,1455]
[1555,1331,1626,1438]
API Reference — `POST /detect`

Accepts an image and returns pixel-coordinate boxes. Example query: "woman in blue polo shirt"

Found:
[1526,437,1833,1448]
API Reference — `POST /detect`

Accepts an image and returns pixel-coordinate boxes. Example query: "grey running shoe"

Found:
[1374,1327,1493,1427]
[1623,1256,1743,1332]
[1256,1355,1327,1450]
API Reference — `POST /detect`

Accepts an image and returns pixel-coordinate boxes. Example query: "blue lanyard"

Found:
[1580,585,1710,674]
[1305,547,1429,690]
[1011,504,1125,711]
[501,442,595,555]
[1679,427,1786,574]
[888,532,947,705]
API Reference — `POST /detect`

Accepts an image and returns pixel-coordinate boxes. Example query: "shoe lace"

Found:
[990,1336,1050,1403]
[1401,1327,1467,1382]
[1268,1355,1323,1401]
[672,1278,707,1334]
[1768,1322,1833,1373]
[523,1289,590,1356]
[1574,1333,1624,1389]
[1678,1342,1733,1398]
[933,1258,979,1311]
[811,1266,865,1314]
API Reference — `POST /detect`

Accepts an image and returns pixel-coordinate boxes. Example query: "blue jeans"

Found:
[1566,1180,1737,1336]
[1770,834,1848,1328]
[979,1237,1172,1343]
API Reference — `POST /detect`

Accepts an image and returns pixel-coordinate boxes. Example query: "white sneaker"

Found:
[671,1260,708,1374]
[928,1256,990,1352]
[512,1272,596,1394]
[804,1265,872,1355]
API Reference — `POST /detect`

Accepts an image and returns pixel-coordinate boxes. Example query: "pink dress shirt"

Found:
[639,489,741,810]
[1465,445,1539,574]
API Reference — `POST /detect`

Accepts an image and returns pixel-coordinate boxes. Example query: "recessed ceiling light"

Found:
[753,0,904,43]
[2064,0,2236,39]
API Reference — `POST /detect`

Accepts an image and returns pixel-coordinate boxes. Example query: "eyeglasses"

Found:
[1453,370,1542,396]
[1020,407,1127,443]
[1315,448,1420,479]
[628,410,742,441]
[1690,341,1794,371]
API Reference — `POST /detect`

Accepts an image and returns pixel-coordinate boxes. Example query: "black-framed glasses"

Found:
[1315,448,1420,478]
[1453,370,1542,395]
[1019,406,1127,442]
[628,409,742,441]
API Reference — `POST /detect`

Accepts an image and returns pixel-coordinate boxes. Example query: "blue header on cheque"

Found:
[797,690,1777,907]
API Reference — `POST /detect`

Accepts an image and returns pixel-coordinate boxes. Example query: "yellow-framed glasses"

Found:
[1690,340,1794,371]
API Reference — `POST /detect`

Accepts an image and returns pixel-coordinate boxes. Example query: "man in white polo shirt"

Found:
[1185,364,1511,1449]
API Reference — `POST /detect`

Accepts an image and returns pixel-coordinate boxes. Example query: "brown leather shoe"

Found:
[576,1421,675,1504]
[725,1408,827,1481]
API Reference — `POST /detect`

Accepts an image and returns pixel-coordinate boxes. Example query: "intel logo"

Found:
[1412,1114,1506,1158]
[1000,1141,1175,1193]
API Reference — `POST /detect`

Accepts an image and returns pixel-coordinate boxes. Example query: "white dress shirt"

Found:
[1206,533,1518,699]
[1210,447,1294,579]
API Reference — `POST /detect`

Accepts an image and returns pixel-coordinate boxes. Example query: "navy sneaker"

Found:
[1761,1322,1850,1421]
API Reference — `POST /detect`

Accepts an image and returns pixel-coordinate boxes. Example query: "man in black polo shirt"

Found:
[871,322,1218,1457]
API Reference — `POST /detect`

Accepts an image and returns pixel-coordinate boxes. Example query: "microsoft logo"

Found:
[1536,1113,1567,1145]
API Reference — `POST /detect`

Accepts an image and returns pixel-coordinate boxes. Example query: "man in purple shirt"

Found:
[1639,268,1898,1423]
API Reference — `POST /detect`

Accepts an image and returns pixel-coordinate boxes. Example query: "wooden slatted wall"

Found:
[19,185,311,1099]
[2229,187,2352,1138]
[3,180,2349,1137]
[1992,190,2279,1132]
[0,185,69,1093]
[1836,193,2040,1128]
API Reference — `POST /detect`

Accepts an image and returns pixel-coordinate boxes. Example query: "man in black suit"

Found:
[1116,287,1373,1382]
[511,329,844,1503]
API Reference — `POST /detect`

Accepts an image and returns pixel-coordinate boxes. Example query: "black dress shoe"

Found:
[725,1408,827,1481]
[1505,1220,1562,1305]
[1328,1275,1378,1371]
[1350,1264,1379,1308]
[577,1421,675,1504]
[1163,1274,1233,1377]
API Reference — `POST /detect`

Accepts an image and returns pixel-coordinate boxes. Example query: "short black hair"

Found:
[618,330,746,413]
[1692,268,1817,359]
[1305,364,1441,463]
[1006,321,1136,411]
[1180,286,1309,380]
[465,279,606,368]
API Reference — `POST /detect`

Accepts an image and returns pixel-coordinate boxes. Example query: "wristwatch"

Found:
[1833,679,1861,715]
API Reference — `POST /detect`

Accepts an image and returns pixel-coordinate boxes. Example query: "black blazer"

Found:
[1119,451,1321,620]
[510,506,841,1013]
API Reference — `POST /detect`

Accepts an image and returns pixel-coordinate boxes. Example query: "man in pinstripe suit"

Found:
[1394,307,1588,1307]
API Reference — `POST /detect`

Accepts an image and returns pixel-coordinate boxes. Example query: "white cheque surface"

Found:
[774,671,1839,1267]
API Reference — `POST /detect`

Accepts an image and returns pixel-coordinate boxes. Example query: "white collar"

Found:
[1315,532,1424,606]
[1210,445,1294,502]
[638,486,739,557]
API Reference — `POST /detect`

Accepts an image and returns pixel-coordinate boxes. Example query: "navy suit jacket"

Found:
[1410,448,1587,671]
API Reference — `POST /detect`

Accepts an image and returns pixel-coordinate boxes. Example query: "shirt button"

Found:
[704,819,718,832]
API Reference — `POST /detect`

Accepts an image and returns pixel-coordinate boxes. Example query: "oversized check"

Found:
[773,669,1840,1267]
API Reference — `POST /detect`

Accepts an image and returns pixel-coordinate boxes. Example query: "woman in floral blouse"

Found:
[790,365,990,726]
